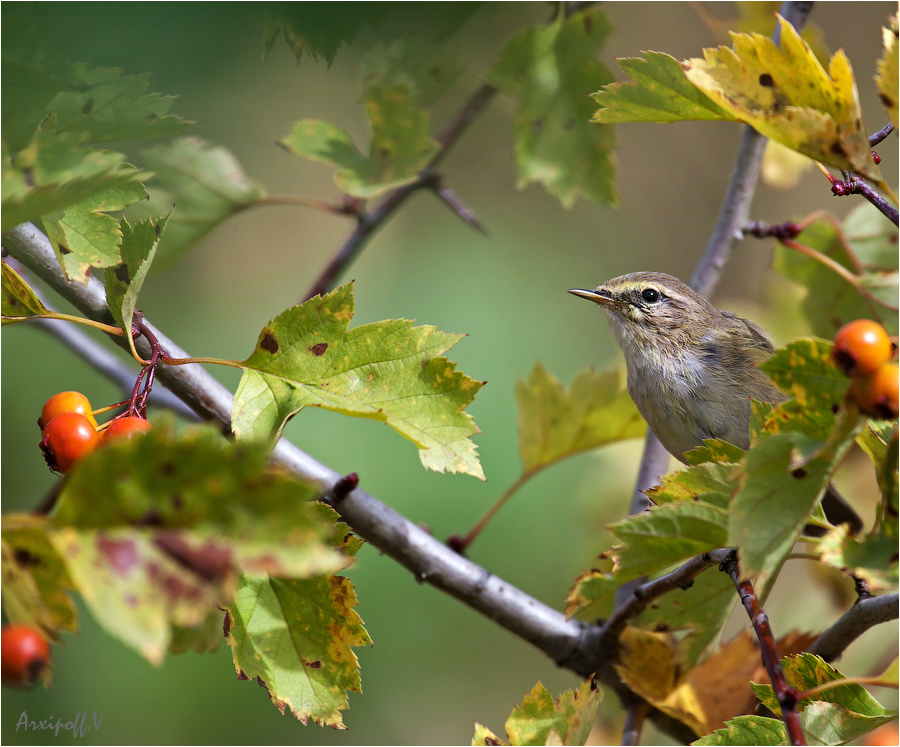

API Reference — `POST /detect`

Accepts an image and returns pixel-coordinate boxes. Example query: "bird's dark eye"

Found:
[641,288,660,303]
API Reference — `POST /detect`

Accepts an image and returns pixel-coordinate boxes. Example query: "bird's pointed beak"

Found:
[568,287,614,305]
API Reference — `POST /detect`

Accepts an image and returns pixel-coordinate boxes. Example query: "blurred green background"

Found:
[2,2,897,744]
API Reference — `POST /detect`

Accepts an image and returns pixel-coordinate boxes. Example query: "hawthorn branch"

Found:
[601,549,733,647]
[807,592,899,663]
[4,219,698,744]
[720,551,806,746]
[869,122,895,147]
[303,84,496,301]
[830,176,899,226]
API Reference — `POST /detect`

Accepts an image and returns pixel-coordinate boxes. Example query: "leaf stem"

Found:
[450,471,534,553]
[160,354,246,370]
[779,237,899,313]
[796,674,898,704]
[2,312,125,336]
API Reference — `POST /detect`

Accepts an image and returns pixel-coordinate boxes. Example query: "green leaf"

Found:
[683,16,882,181]
[592,52,736,124]
[729,424,858,593]
[280,85,438,199]
[773,206,898,337]
[361,39,464,108]
[753,653,898,719]
[2,60,189,152]
[487,7,618,208]
[2,260,50,320]
[41,182,148,284]
[232,283,484,479]
[818,524,899,592]
[632,569,735,668]
[565,501,728,616]
[646,462,735,510]
[142,137,266,267]
[169,609,223,655]
[48,422,351,664]
[799,701,898,746]
[105,212,170,357]
[54,421,349,575]
[49,527,224,665]
[758,338,847,441]
[692,715,787,745]
[684,439,747,466]
[224,572,371,728]
[751,654,898,744]
[1,515,78,641]
[516,362,644,474]
[876,13,899,128]
[472,723,507,746]
[857,422,899,537]
[2,124,149,232]
[476,679,602,746]
[264,4,481,66]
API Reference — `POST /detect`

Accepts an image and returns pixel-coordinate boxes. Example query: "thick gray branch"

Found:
[3,221,595,674]
[808,593,899,663]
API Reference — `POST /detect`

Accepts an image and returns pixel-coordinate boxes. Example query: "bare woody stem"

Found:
[808,592,899,663]
[303,84,496,301]
[720,551,806,746]
[869,122,895,147]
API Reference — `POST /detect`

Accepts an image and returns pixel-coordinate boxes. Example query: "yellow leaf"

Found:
[876,13,899,127]
[615,627,818,737]
[761,139,814,190]
[684,15,882,181]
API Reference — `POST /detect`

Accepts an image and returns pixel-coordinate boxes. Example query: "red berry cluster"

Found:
[1,624,50,687]
[832,320,899,420]
[38,391,152,474]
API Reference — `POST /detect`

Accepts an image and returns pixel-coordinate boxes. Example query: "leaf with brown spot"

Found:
[233,283,484,479]
[684,16,882,180]
[1,514,78,642]
[2,261,50,322]
[474,679,601,746]
[49,420,351,664]
[224,568,371,728]
[876,12,899,127]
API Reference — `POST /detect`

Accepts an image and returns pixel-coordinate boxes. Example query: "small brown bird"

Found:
[569,271,861,531]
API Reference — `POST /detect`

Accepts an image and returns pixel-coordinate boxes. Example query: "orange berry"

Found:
[39,412,101,473]
[850,363,899,419]
[833,320,892,377]
[38,391,97,430]
[864,723,900,746]
[1,624,50,687]
[102,416,152,443]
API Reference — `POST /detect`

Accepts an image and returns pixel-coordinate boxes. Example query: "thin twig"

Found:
[807,593,899,663]
[621,699,649,747]
[869,122,895,147]
[302,84,497,301]
[721,551,806,746]
[601,549,733,647]
[432,179,487,235]
[830,176,899,226]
